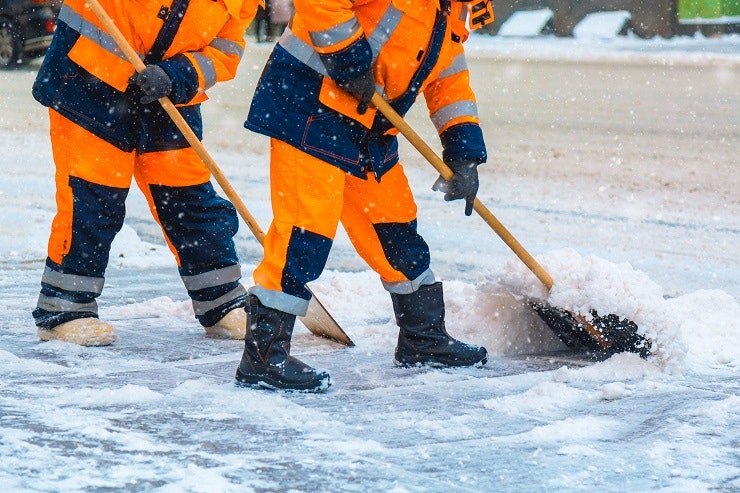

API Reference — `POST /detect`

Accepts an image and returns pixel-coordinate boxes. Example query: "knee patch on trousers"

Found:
[373,220,431,282]
[281,226,333,300]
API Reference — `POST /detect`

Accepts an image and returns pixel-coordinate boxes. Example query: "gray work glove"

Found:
[129,64,172,104]
[337,68,375,114]
[432,159,480,216]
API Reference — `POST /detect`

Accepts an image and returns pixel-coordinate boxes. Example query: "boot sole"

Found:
[234,368,331,393]
[395,352,489,369]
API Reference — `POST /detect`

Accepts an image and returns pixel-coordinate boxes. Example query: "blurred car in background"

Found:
[0,0,60,69]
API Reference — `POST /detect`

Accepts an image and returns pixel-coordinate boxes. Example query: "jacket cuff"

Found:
[158,55,199,104]
[440,123,487,164]
[319,37,373,84]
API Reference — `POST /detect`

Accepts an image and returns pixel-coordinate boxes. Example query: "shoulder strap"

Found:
[144,0,191,64]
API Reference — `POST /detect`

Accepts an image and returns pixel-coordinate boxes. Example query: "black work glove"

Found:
[432,159,480,216]
[129,64,172,104]
[337,68,375,114]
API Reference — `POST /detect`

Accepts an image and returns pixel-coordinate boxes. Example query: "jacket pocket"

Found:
[301,112,366,167]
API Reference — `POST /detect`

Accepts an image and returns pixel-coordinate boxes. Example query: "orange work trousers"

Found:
[250,139,435,316]
[46,109,214,264]
[35,110,244,329]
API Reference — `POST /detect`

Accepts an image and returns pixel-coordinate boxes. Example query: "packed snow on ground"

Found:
[0,33,738,492]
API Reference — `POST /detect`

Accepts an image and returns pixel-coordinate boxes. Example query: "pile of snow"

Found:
[497,9,553,38]
[572,11,631,40]
[475,247,739,372]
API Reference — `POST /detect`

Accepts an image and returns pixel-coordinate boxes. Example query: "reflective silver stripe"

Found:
[309,17,362,48]
[430,100,479,131]
[381,268,436,295]
[191,285,247,316]
[458,5,468,22]
[248,285,310,317]
[278,28,328,75]
[57,4,137,62]
[366,3,402,58]
[209,37,244,58]
[41,266,105,294]
[438,53,468,79]
[279,1,401,75]
[192,52,217,90]
[37,293,98,314]
[181,265,243,291]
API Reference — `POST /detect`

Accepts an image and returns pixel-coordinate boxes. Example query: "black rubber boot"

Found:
[392,282,488,368]
[235,295,331,392]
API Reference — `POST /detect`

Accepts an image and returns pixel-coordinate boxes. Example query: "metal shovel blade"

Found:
[530,300,652,360]
[299,290,355,347]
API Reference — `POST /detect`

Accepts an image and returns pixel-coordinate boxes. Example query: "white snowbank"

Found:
[484,248,694,370]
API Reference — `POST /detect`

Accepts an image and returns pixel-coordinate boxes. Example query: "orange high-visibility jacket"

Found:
[246,0,488,179]
[33,0,259,151]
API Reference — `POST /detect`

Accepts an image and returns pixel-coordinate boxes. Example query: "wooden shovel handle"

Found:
[371,93,555,291]
[85,0,266,244]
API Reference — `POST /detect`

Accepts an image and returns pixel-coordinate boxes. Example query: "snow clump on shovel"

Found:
[491,248,687,372]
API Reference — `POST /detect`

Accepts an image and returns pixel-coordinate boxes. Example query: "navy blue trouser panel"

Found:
[373,220,431,283]
[281,226,333,301]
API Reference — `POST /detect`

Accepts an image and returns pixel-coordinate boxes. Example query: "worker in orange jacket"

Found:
[31,0,260,346]
[236,0,495,391]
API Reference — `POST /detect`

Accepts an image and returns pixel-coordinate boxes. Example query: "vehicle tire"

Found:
[0,18,23,69]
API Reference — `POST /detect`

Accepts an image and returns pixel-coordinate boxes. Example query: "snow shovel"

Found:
[85,0,353,347]
[370,93,650,358]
